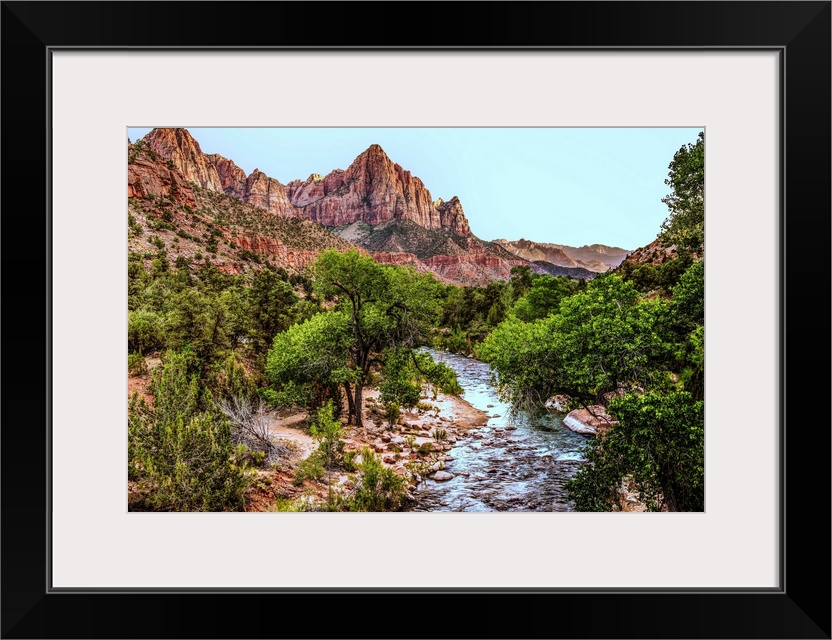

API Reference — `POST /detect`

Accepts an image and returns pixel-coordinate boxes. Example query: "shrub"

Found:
[128,352,147,376]
[345,448,407,512]
[128,352,252,511]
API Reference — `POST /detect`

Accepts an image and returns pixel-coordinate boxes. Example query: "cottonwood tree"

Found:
[267,249,443,426]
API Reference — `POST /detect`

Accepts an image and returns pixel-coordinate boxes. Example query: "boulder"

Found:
[431,471,454,482]
[563,405,619,435]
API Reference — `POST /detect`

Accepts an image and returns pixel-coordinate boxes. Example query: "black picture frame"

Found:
[2,2,829,638]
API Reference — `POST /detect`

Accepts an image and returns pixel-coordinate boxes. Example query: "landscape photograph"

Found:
[127,126,705,513]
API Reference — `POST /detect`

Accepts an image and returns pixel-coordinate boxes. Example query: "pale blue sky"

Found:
[129,127,703,250]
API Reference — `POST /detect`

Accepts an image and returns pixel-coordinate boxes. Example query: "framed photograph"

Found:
[3,2,829,638]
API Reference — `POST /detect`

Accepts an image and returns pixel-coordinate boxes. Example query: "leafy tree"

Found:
[379,349,422,416]
[310,249,443,426]
[128,309,164,355]
[660,131,704,255]
[511,274,580,322]
[264,310,354,411]
[509,265,534,300]
[165,288,231,364]
[566,391,704,512]
[480,273,673,406]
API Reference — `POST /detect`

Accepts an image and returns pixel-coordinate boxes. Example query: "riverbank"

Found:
[244,385,489,511]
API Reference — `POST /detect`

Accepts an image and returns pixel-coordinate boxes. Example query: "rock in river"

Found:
[431,471,455,481]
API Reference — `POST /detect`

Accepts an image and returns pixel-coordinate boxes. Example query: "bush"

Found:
[128,310,163,355]
[128,352,252,511]
[128,352,147,376]
[345,448,407,512]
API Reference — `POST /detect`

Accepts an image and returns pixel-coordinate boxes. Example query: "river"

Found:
[410,349,590,512]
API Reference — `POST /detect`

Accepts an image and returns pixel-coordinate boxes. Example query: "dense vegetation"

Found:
[478,132,705,511]
[127,132,705,512]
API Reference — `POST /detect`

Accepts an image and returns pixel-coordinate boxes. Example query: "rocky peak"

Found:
[299,144,471,236]
[206,153,247,200]
[435,196,471,237]
[245,169,298,218]
[286,170,347,207]
[144,128,224,192]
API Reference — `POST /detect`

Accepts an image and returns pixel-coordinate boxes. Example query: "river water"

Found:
[410,349,589,512]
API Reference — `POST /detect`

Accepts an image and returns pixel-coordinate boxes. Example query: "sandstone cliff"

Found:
[128,143,196,208]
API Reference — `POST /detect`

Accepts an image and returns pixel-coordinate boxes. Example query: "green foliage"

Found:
[308,249,444,425]
[128,310,164,355]
[128,352,148,376]
[660,131,704,255]
[480,274,673,406]
[164,288,231,364]
[384,401,401,427]
[265,310,353,410]
[566,391,704,512]
[128,351,251,511]
[247,268,298,353]
[309,400,345,509]
[293,455,325,485]
[380,349,422,412]
[510,274,580,322]
[344,448,408,512]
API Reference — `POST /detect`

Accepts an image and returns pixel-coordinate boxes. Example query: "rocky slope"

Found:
[128,141,352,275]
[615,237,677,267]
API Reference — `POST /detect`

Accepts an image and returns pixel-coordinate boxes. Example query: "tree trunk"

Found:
[344,382,356,425]
[353,384,364,428]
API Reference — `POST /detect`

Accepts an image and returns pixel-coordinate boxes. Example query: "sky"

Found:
[129,127,703,250]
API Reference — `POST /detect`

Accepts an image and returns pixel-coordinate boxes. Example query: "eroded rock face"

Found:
[226,233,319,268]
[207,153,247,199]
[144,130,474,237]
[145,128,224,192]
[297,145,470,235]
[128,147,196,208]
[435,197,471,237]
[244,169,299,218]
[285,171,347,206]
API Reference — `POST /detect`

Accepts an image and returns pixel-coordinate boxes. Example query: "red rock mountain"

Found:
[145,129,470,235]
[127,140,353,274]
[137,128,594,286]
[286,144,471,236]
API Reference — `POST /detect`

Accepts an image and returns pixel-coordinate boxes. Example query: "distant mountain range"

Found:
[128,128,631,286]
[492,238,629,273]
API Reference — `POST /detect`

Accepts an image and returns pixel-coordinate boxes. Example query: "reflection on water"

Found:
[411,349,589,512]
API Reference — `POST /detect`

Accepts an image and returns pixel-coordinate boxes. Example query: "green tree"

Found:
[660,131,704,255]
[511,274,580,322]
[247,268,298,354]
[165,289,230,364]
[311,249,442,426]
[480,273,673,406]
[264,310,354,412]
[566,391,704,512]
